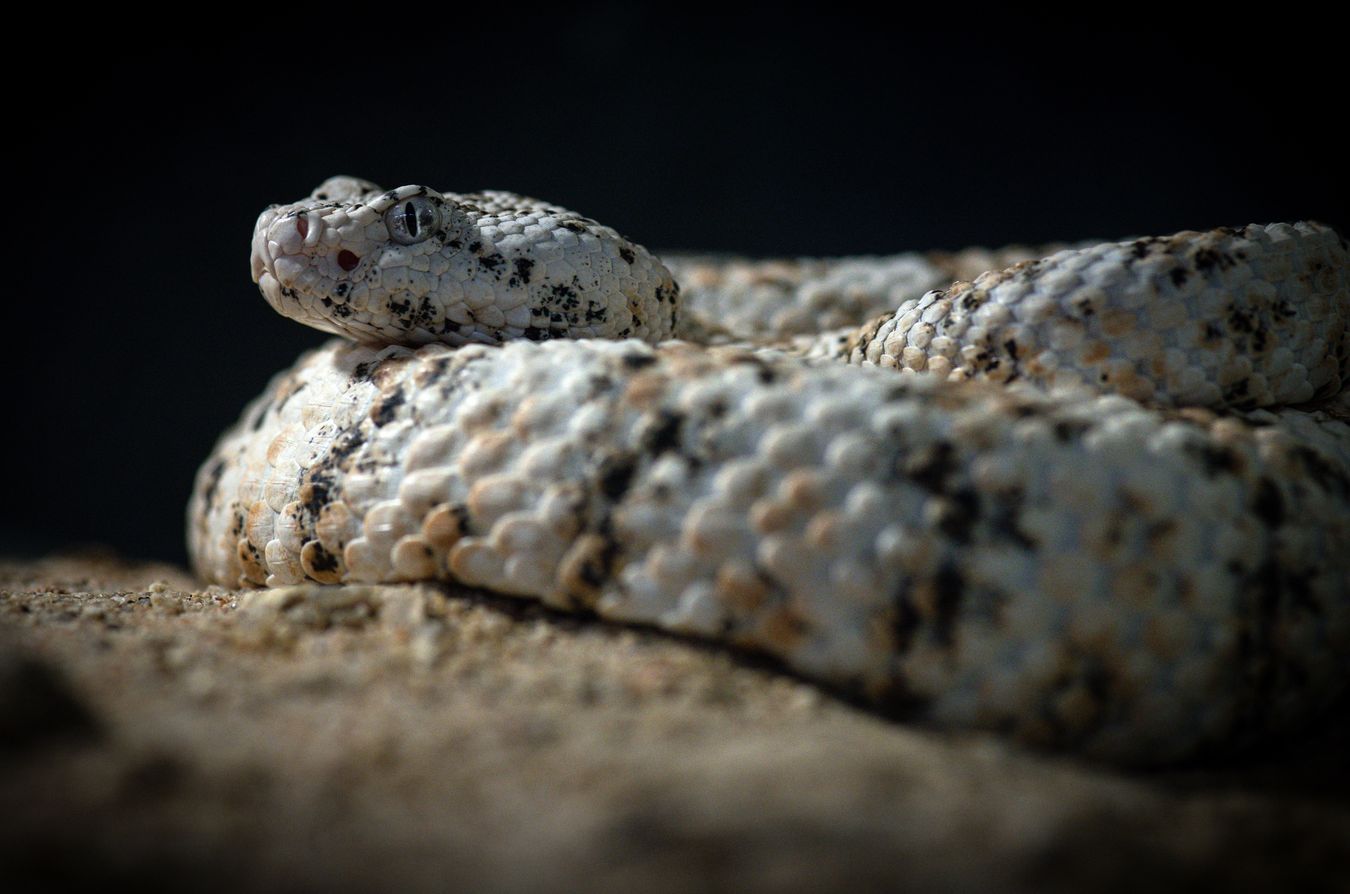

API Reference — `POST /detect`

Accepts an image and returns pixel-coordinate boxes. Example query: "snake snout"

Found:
[252,206,327,289]
[250,236,269,284]
[251,206,300,317]
[250,207,279,285]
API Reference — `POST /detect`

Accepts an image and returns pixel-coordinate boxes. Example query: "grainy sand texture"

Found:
[2,554,1347,892]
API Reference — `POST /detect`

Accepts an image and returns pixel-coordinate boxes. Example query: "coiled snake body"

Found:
[191,176,1350,762]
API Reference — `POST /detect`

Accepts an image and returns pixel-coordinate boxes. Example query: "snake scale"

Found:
[190,176,1350,763]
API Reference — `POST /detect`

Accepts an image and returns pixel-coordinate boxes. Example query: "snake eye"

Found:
[384,196,440,245]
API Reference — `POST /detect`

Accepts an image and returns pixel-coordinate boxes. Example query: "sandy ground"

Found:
[2,552,1347,892]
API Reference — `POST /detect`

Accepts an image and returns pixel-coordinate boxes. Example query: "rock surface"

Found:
[2,554,1347,892]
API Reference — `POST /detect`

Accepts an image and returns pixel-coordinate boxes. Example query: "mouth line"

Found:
[258,271,285,315]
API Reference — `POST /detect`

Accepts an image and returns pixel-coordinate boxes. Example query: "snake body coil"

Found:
[191,176,1350,762]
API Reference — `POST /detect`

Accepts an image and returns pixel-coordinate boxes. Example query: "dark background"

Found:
[11,18,1346,570]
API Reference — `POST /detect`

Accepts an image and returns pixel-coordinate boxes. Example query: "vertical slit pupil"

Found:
[403,202,419,237]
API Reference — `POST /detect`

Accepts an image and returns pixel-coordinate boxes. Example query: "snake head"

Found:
[250,176,680,346]
[251,177,475,343]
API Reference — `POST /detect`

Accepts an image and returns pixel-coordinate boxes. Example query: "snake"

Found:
[190,176,1350,763]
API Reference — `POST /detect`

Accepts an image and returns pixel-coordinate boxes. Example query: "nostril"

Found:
[296,216,309,239]
[337,250,360,271]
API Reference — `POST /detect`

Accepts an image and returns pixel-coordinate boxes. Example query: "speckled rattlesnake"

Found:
[190,176,1350,763]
